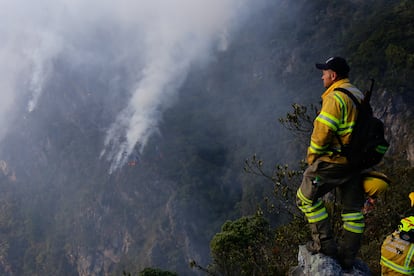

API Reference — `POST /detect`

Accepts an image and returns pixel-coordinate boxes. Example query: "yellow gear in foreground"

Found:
[362,171,390,197]
[399,216,414,232]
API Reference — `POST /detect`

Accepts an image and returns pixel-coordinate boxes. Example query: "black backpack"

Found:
[334,80,389,169]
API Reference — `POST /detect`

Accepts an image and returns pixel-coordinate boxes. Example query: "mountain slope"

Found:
[0,0,412,275]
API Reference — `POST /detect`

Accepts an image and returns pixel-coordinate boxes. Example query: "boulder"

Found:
[288,245,371,276]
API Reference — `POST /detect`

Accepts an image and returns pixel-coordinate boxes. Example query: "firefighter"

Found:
[380,214,414,275]
[296,57,366,271]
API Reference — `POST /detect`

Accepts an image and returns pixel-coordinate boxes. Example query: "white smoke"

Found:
[0,0,262,173]
[27,31,63,112]
[0,38,25,142]
[0,0,65,138]
[98,0,252,173]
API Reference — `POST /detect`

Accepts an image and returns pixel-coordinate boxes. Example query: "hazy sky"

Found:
[0,0,265,173]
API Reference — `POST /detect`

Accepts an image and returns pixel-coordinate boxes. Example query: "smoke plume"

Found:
[0,0,261,173]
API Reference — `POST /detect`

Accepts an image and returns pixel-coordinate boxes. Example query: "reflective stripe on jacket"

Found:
[307,79,364,165]
[381,231,414,275]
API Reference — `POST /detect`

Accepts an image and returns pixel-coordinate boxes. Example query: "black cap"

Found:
[315,56,350,76]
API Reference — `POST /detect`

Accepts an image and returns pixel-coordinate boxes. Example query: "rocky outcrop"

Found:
[373,90,414,166]
[288,245,371,276]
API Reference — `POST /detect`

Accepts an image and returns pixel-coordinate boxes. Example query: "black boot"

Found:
[338,231,362,270]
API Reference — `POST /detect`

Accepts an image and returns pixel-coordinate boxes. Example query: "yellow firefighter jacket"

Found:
[381,231,414,275]
[307,78,364,165]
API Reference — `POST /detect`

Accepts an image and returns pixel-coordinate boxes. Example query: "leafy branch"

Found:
[244,154,306,216]
[278,103,318,139]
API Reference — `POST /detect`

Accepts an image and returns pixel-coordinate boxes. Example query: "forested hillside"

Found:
[0,0,412,275]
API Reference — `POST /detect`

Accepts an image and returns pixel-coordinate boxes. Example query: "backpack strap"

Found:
[331,87,361,152]
[333,87,361,108]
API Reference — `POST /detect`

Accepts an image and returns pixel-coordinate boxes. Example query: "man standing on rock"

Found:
[296,57,365,271]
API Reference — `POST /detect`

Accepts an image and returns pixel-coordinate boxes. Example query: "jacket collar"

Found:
[321,78,350,99]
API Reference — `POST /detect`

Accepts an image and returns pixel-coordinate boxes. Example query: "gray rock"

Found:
[288,245,371,276]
